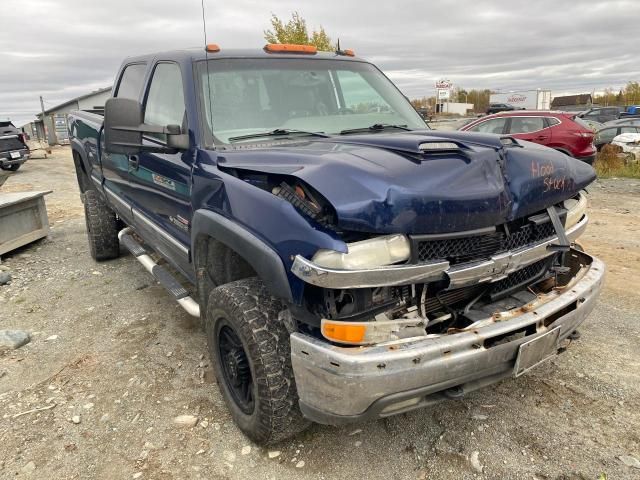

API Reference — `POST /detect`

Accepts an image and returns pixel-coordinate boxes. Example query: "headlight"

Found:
[564,191,588,230]
[312,234,411,270]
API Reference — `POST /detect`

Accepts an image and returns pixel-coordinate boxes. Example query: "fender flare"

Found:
[191,209,293,302]
[70,138,90,175]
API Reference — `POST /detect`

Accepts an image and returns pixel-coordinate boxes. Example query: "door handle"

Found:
[128,155,140,171]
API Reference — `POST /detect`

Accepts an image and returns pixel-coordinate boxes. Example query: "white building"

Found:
[436,102,474,116]
[37,87,112,145]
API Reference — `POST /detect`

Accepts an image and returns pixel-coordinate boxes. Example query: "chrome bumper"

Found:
[290,251,605,424]
[291,215,589,289]
[0,153,29,166]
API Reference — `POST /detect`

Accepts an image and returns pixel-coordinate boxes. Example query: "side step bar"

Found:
[118,227,200,317]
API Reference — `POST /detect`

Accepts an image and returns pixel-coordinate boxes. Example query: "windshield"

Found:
[196,58,427,145]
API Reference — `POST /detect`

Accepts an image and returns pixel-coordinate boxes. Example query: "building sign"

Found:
[435,80,452,89]
[437,89,450,100]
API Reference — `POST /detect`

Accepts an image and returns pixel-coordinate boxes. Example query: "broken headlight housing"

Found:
[564,191,588,230]
[312,234,411,270]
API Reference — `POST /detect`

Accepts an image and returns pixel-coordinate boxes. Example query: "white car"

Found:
[612,132,640,161]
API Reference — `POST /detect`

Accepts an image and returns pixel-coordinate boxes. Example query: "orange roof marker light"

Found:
[205,44,220,53]
[264,43,318,54]
[336,48,355,57]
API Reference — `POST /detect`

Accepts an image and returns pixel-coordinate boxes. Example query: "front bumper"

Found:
[290,250,605,425]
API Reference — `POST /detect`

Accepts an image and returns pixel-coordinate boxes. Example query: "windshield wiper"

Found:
[339,124,411,135]
[228,128,330,143]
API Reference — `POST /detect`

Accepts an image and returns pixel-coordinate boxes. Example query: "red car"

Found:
[460,111,596,164]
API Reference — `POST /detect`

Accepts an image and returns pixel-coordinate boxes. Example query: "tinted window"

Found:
[468,117,507,134]
[620,126,640,134]
[144,63,186,141]
[595,128,618,144]
[115,64,147,100]
[547,117,561,127]
[509,116,545,133]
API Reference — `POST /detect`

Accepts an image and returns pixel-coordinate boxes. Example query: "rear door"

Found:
[100,62,147,222]
[466,117,508,134]
[126,61,193,278]
[506,116,549,145]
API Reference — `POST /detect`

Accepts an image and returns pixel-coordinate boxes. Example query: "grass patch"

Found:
[594,144,640,178]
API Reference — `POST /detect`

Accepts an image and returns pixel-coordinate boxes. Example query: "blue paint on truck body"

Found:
[68,48,596,304]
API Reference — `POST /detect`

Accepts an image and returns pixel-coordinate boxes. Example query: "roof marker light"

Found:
[336,48,355,57]
[264,43,317,54]
[205,44,220,53]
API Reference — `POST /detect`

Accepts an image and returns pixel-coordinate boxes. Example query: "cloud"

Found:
[1,0,639,125]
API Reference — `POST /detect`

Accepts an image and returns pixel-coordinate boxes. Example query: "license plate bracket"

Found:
[514,326,561,377]
[10,151,21,159]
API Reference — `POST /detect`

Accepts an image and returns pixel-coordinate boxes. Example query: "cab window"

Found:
[115,63,147,100]
[144,63,186,141]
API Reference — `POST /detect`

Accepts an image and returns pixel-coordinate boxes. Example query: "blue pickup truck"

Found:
[68,44,605,445]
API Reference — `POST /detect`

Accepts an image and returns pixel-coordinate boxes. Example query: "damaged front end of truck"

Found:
[216,130,605,424]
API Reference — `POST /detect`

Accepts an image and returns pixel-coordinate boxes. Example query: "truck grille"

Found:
[413,220,556,265]
[489,257,552,299]
[0,137,26,153]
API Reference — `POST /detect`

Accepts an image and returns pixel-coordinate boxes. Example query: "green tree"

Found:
[264,12,334,51]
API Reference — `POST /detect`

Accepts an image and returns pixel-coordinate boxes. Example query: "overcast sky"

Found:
[2,0,639,125]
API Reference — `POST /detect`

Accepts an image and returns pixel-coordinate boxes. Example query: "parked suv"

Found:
[578,107,622,124]
[0,121,30,171]
[460,111,597,164]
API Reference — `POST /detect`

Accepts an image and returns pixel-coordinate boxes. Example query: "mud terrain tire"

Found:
[83,189,120,261]
[205,277,309,444]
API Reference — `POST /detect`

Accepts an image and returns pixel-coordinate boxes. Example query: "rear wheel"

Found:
[83,189,120,261]
[205,278,309,445]
[1,163,21,171]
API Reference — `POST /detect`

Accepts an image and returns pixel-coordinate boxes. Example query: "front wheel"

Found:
[205,278,309,445]
[83,189,120,261]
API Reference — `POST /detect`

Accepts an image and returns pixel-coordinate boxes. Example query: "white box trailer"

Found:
[490,90,551,110]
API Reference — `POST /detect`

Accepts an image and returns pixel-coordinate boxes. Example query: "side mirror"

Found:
[104,97,190,154]
[104,98,142,155]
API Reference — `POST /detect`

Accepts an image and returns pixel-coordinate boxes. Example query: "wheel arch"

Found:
[191,209,293,304]
[71,140,91,192]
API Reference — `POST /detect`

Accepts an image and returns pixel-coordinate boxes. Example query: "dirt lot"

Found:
[1,147,639,480]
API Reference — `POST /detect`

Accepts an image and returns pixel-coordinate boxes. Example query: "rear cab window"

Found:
[115,63,147,100]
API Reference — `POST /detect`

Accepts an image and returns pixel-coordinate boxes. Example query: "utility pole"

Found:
[39,96,47,144]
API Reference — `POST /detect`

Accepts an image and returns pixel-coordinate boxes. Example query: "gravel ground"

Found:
[0,147,639,480]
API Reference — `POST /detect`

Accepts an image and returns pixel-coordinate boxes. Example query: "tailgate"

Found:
[0,136,27,153]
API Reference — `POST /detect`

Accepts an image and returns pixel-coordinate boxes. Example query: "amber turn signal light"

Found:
[205,44,220,53]
[264,43,318,54]
[321,321,366,344]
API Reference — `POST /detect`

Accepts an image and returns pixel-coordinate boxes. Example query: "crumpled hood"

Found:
[218,131,596,234]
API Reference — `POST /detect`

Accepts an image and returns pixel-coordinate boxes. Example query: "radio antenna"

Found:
[201,0,214,142]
